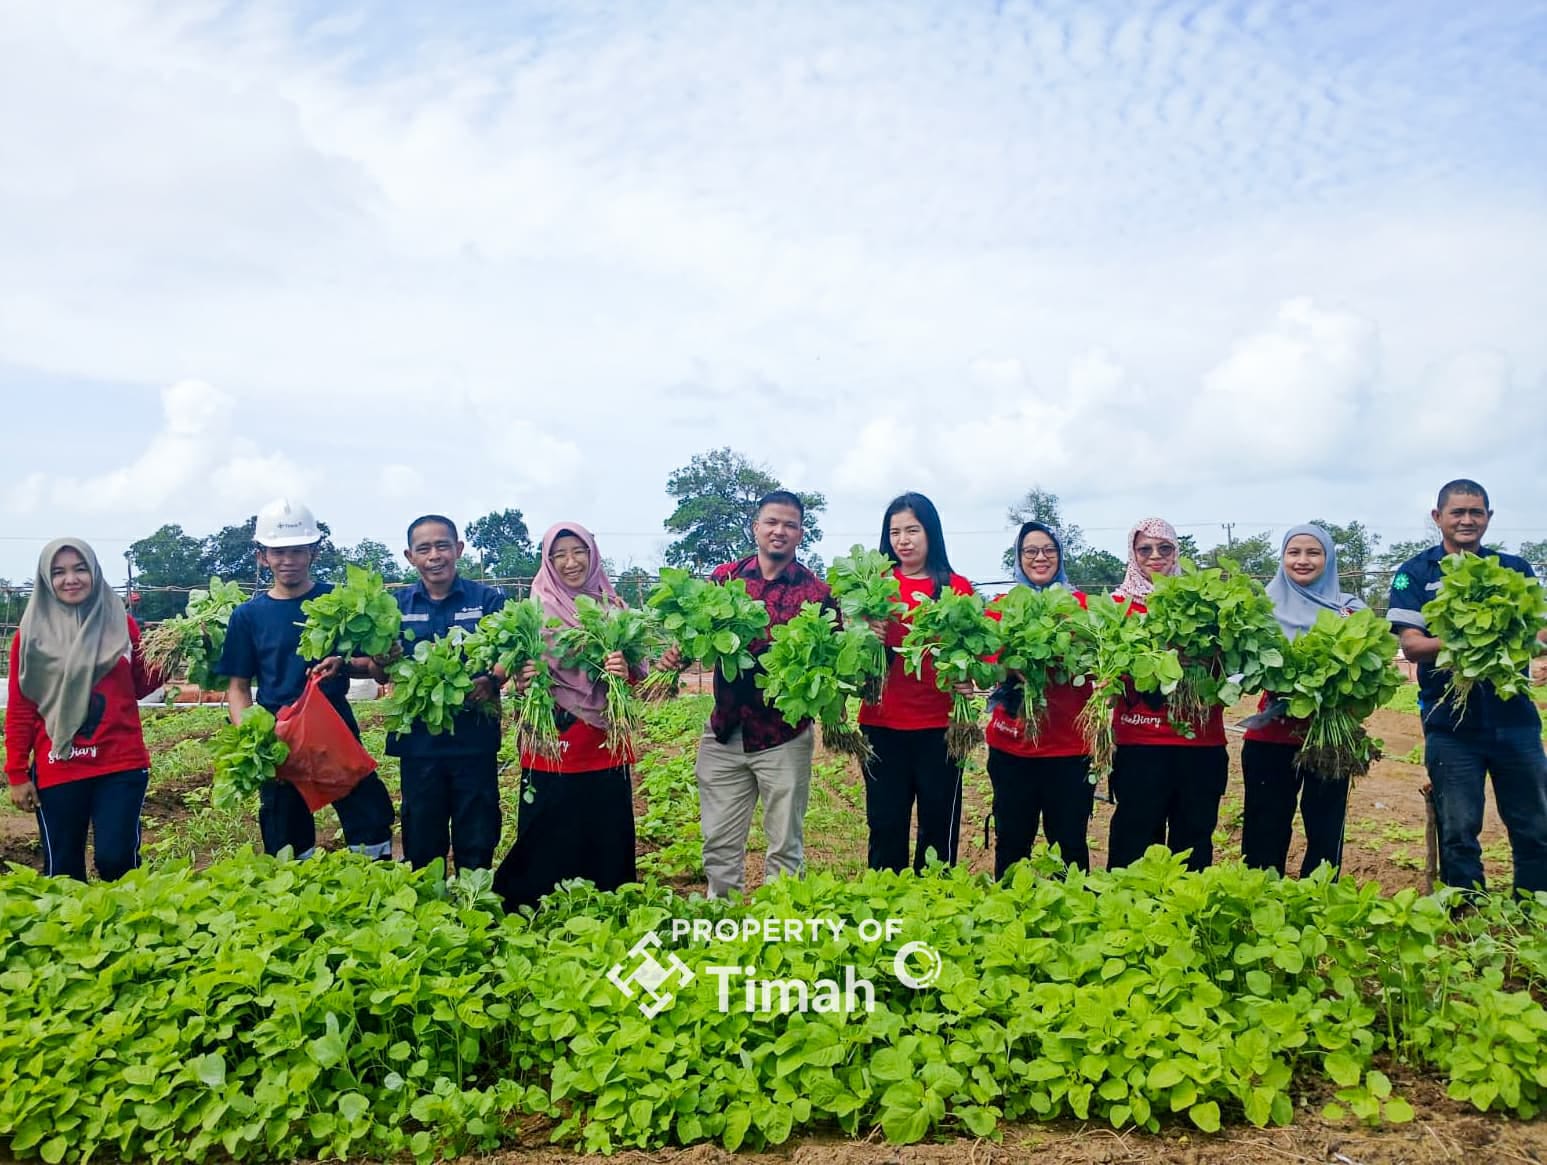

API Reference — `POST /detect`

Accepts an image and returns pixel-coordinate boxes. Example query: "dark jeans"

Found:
[35,768,149,882]
[258,772,395,858]
[1241,740,1349,877]
[986,749,1094,875]
[1425,725,1547,893]
[860,726,964,872]
[1107,744,1229,872]
[399,753,501,871]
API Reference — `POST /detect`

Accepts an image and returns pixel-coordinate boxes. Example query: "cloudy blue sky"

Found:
[3,0,1545,586]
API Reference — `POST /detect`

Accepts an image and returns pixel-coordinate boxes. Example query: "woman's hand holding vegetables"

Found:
[603,650,629,680]
[660,644,685,672]
[512,661,539,695]
[866,617,889,641]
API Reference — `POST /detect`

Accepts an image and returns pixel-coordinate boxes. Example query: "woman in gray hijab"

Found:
[4,538,163,881]
[1241,524,1366,876]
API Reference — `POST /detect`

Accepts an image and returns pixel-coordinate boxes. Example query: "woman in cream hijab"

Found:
[4,538,163,880]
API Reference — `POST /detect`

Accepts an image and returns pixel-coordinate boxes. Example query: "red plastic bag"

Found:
[274,675,377,812]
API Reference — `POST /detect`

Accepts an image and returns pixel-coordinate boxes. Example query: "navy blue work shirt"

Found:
[386,575,506,758]
[217,583,358,732]
[1387,545,1541,735]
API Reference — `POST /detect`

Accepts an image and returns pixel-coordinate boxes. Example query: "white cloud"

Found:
[6,378,312,522]
[1,2,1545,582]
[378,464,426,500]
[1192,298,1381,472]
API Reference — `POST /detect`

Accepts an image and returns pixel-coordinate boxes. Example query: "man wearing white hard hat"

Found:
[216,499,395,858]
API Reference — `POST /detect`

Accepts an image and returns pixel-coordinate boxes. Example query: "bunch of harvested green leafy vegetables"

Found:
[898,590,1003,759]
[140,576,246,692]
[552,597,660,756]
[1263,608,1402,781]
[643,567,768,698]
[297,566,401,661]
[1421,552,1547,722]
[1138,558,1285,727]
[826,545,905,704]
[211,706,290,811]
[757,602,876,759]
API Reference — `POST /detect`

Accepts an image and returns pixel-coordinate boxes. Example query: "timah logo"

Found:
[607,922,944,1019]
[607,932,694,1018]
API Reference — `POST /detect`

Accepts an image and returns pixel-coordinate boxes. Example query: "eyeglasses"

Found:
[1020,546,1059,560]
[1134,543,1177,559]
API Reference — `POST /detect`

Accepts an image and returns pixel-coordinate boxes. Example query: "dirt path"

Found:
[481,1075,1547,1163]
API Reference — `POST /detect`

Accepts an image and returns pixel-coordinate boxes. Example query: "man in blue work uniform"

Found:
[220,498,395,859]
[385,515,507,871]
[1387,479,1547,894]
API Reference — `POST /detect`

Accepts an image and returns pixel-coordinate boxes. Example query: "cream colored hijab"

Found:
[17,538,132,760]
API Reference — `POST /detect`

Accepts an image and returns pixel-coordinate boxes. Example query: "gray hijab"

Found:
[1264,524,1364,639]
[17,538,132,760]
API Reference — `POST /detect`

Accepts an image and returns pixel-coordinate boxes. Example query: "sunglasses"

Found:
[1134,542,1177,558]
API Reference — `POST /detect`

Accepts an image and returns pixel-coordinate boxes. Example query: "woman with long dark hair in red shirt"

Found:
[857,492,975,872]
[5,538,162,881]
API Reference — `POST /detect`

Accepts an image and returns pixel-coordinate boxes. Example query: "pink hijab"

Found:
[530,521,625,728]
[1117,517,1181,600]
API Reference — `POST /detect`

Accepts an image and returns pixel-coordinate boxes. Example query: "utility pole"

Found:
[1221,522,1236,549]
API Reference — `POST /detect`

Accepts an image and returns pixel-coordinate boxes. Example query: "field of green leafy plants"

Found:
[3,692,1547,1162]
[5,840,1547,1162]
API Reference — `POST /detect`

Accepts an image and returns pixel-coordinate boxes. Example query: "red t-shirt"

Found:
[858,571,976,731]
[1242,692,1307,746]
[984,588,1093,759]
[521,715,636,774]
[5,618,161,789]
[1109,597,1227,748]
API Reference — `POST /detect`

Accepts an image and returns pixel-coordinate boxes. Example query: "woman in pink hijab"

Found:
[493,522,639,911]
[1106,518,1229,873]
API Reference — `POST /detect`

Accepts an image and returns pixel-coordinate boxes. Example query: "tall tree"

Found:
[201,516,260,587]
[466,509,539,579]
[1380,539,1432,570]
[128,525,206,620]
[1310,519,1383,602]
[1201,530,1277,577]
[1066,549,1125,590]
[1517,539,1547,567]
[336,538,400,580]
[1001,486,1087,571]
[662,447,825,569]
[615,566,655,609]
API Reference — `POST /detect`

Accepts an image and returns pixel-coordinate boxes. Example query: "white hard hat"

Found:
[255,498,322,548]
